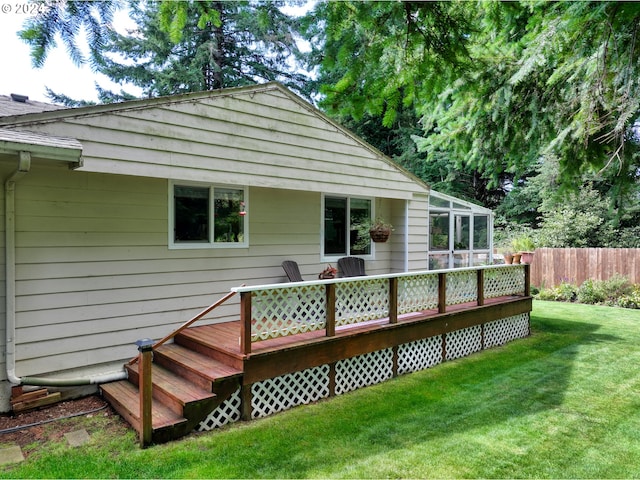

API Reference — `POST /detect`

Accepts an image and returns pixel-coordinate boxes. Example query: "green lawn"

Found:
[3,301,640,478]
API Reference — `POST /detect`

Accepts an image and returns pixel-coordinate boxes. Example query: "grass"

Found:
[2,300,640,478]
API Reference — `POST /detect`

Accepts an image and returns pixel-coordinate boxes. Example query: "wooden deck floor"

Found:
[182,295,527,359]
[176,294,532,386]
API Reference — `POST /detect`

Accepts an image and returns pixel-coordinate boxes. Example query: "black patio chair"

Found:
[337,256,366,277]
[282,260,304,282]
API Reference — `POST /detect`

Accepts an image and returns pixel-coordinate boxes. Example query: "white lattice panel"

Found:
[445,325,482,360]
[197,387,241,431]
[335,349,393,394]
[251,284,326,342]
[398,274,439,314]
[336,278,389,326]
[398,336,443,375]
[484,313,530,348]
[251,365,330,419]
[484,267,525,298]
[446,270,478,306]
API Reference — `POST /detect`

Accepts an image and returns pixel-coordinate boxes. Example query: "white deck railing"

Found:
[233,264,530,354]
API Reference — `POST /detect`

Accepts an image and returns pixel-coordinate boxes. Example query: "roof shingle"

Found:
[0,94,63,117]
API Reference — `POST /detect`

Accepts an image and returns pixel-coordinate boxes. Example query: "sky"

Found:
[0,7,138,103]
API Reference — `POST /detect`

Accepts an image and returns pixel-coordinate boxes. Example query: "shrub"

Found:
[537,281,577,302]
[536,275,639,309]
[600,274,633,301]
[617,286,640,309]
[577,279,606,304]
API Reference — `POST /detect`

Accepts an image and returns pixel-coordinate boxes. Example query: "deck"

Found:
[102,265,532,445]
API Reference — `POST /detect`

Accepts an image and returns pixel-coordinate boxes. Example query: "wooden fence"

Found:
[529,248,640,288]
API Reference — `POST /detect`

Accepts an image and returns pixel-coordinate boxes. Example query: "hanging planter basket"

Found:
[369,225,392,243]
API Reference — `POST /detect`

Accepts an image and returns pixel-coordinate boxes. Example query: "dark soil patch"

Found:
[0,395,129,453]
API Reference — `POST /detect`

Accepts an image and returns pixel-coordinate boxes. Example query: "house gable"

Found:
[0,83,428,200]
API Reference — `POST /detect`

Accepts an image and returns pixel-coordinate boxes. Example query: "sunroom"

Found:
[428,190,494,269]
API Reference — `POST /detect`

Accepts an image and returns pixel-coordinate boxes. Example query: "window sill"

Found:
[169,243,249,250]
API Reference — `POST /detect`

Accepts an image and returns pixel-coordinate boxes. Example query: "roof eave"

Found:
[0,142,83,168]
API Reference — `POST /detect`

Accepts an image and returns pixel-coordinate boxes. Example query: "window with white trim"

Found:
[323,195,373,258]
[170,182,248,248]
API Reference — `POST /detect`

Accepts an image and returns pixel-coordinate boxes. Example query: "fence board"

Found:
[529,248,640,287]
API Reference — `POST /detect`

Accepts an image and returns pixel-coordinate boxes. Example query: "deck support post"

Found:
[326,283,336,337]
[388,277,398,324]
[240,383,253,421]
[438,273,447,314]
[524,264,531,296]
[441,333,447,362]
[328,363,336,397]
[477,269,485,306]
[135,338,154,448]
[240,292,252,355]
[392,346,399,377]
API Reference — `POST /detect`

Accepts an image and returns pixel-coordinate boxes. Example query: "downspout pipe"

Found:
[18,371,128,387]
[5,151,31,385]
[5,151,127,387]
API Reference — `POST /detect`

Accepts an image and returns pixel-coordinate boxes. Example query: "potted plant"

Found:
[512,235,535,264]
[510,238,524,264]
[499,247,514,265]
[369,218,393,243]
[517,236,536,264]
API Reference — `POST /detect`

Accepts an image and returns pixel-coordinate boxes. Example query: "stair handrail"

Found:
[128,286,244,366]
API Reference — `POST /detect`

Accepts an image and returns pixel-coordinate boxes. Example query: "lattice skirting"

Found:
[197,387,242,431]
[198,313,530,431]
[251,364,330,419]
[484,313,530,349]
[335,348,394,395]
[397,335,443,375]
[445,325,483,361]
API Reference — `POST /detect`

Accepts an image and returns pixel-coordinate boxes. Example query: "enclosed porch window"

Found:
[427,190,493,269]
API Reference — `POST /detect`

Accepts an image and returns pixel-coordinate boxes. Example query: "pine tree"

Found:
[19,0,309,102]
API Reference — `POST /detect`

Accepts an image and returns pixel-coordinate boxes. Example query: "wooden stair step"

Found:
[126,362,216,416]
[154,344,243,391]
[176,324,245,369]
[101,380,187,433]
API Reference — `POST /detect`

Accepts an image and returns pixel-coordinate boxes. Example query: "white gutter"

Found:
[4,148,127,387]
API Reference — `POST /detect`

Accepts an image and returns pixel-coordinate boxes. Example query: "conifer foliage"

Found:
[19,0,307,101]
[306,1,640,191]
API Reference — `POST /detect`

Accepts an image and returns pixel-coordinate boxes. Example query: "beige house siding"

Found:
[14,165,170,376]
[389,198,409,273]
[9,166,321,377]
[406,194,429,271]
[5,85,425,200]
[4,162,419,380]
